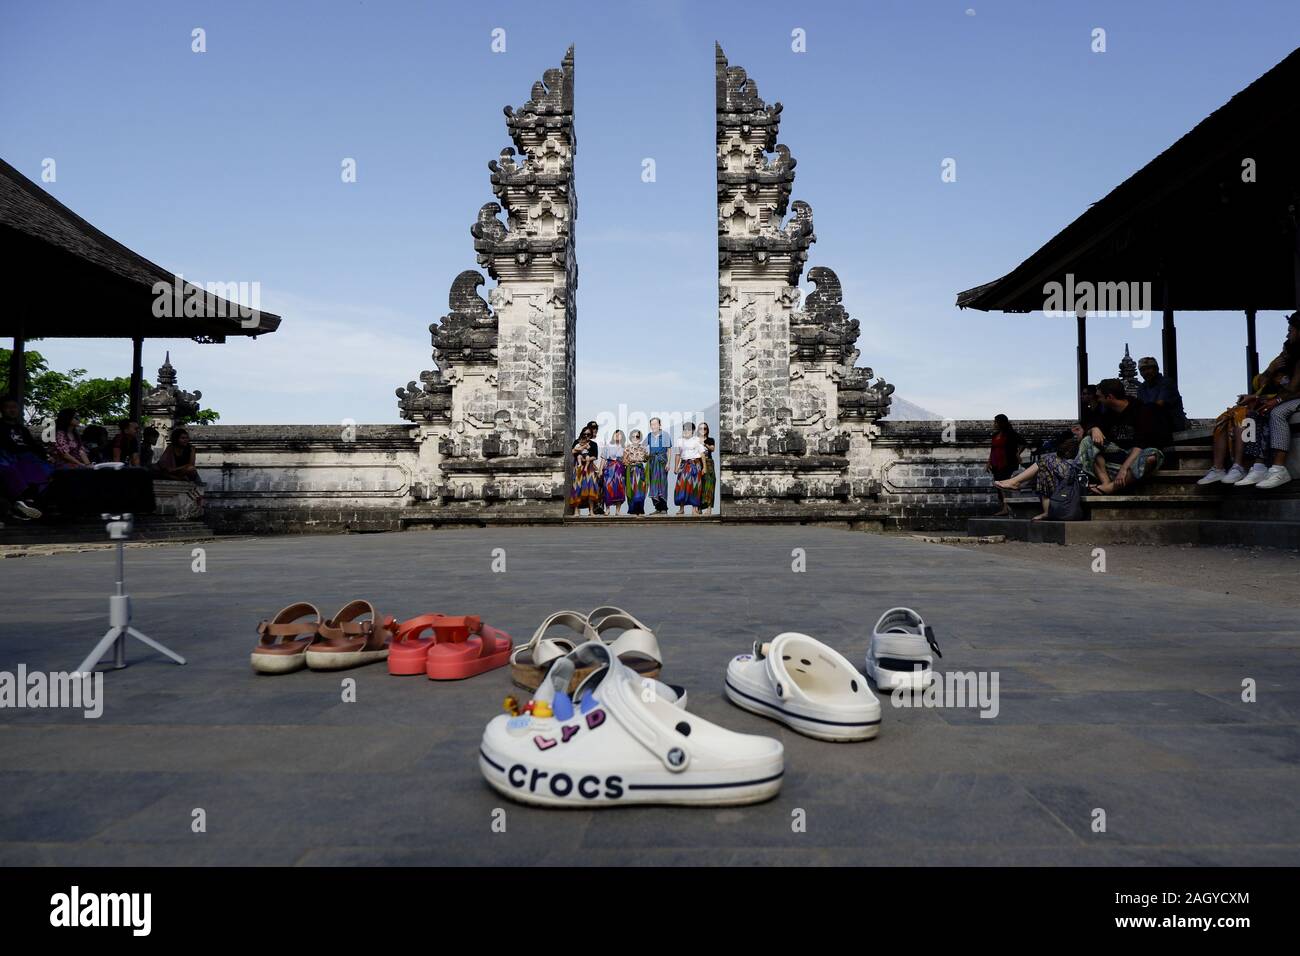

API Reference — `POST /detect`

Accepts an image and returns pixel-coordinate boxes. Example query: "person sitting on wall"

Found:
[986,414,1025,516]
[139,426,160,469]
[155,427,204,486]
[81,424,110,464]
[0,394,50,520]
[1136,356,1187,434]
[1082,378,1166,494]
[110,419,141,466]
[48,409,92,469]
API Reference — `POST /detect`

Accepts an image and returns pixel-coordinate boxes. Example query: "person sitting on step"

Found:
[1199,312,1300,489]
[1082,379,1165,494]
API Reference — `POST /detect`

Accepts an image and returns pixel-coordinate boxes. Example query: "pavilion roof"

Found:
[0,157,281,338]
[956,46,1300,314]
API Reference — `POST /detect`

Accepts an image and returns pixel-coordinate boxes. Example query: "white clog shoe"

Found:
[865,607,941,691]
[725,632,881,741]
[481,643,782,807]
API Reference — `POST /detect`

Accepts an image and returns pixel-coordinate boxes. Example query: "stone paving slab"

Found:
[0,526,1297,866]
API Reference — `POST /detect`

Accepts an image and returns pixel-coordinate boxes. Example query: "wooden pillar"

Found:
[128,336,144,422]
[1245,309,1259,392]
[1076,311,1089,421]
[1160,279,1178,389]
[7,330,24,406]
[1294,220,1300,310]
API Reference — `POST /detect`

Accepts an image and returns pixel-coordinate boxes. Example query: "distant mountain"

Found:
[886,397,942,421]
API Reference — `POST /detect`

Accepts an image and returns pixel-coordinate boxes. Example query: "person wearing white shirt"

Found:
[672,422,705,516]
[601,429,627,516]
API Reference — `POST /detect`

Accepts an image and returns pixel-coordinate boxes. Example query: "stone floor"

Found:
[0,526,1297,866]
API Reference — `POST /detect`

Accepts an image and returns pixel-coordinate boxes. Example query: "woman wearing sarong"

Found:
[567,425,601,516]
[673,421,704,515]
[645,417,672,515]
[698,422,716,515]
[624,430,649,517]
[994,427,1083,520]
[601,429,627,515]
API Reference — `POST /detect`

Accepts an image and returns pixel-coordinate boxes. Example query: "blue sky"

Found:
[3,1,1297,425]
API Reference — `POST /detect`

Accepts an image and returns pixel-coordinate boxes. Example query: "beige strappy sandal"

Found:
[586,606,664,681]
[304,600,395,671]
[510,610,592,692]
[250,602,323,674]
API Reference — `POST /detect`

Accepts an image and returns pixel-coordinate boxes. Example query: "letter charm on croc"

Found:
[480,643,782,808]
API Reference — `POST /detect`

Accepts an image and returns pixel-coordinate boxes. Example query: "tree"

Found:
[1,348,220,425]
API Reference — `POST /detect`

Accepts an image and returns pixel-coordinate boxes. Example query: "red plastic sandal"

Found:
[426,622,512,681]
[388,614,482,676]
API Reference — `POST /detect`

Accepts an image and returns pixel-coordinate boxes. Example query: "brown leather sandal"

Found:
[305,600,395,671]
[251,603,323,674]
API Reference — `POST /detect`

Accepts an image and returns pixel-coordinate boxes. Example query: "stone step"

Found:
[0,516,215,545]
[968,516,1300,549]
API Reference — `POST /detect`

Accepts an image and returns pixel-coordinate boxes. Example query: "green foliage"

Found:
[1,348,220,425]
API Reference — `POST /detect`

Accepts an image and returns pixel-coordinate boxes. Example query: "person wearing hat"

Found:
[1136,357,1187,433]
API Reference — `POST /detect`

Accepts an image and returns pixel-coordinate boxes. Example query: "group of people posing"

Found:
[0,393,203,523]
[568,417,716,517]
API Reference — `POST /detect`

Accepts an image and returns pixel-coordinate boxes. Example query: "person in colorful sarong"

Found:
[697,422,716,515]
[601,429,627,515]
[624,429,649,517]
[673,421,704,515]
[567,424,602,516]
[645,417,672,515]
[994,425,1084,520]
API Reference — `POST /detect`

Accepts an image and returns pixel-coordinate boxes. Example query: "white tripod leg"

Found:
[77,627,126,674]
[125,626,187,665]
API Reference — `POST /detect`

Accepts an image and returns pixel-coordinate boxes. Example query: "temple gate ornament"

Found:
[716,44,892,514]
[397,47,577,512]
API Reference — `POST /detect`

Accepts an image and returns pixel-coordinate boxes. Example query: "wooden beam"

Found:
[1245,309,1260,392]
[1160,279,1178,389]
[1076,312,1089,421]
[128,336,143,422]
[7,330,24,407]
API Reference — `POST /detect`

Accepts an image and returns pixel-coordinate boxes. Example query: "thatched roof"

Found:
[0,157,281,338]
[957,46,1300,313]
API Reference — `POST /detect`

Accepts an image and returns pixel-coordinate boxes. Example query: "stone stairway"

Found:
[968,427,1300,548]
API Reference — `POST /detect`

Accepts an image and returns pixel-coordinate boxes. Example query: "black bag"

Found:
[1046,463,1088,521]
[46,466,156,516]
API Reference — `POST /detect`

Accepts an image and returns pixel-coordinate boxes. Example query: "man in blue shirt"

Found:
[1136,357,1187,433]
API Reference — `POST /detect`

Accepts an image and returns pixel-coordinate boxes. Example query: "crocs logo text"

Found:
[507,763,624,800]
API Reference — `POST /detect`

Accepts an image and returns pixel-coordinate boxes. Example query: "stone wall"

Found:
[189,419,1081,533]
[189,425,421,533]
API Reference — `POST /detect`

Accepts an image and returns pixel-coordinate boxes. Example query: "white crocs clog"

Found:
[865,607,941,691]
[725,632,881,741]
[480,643,782,807]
